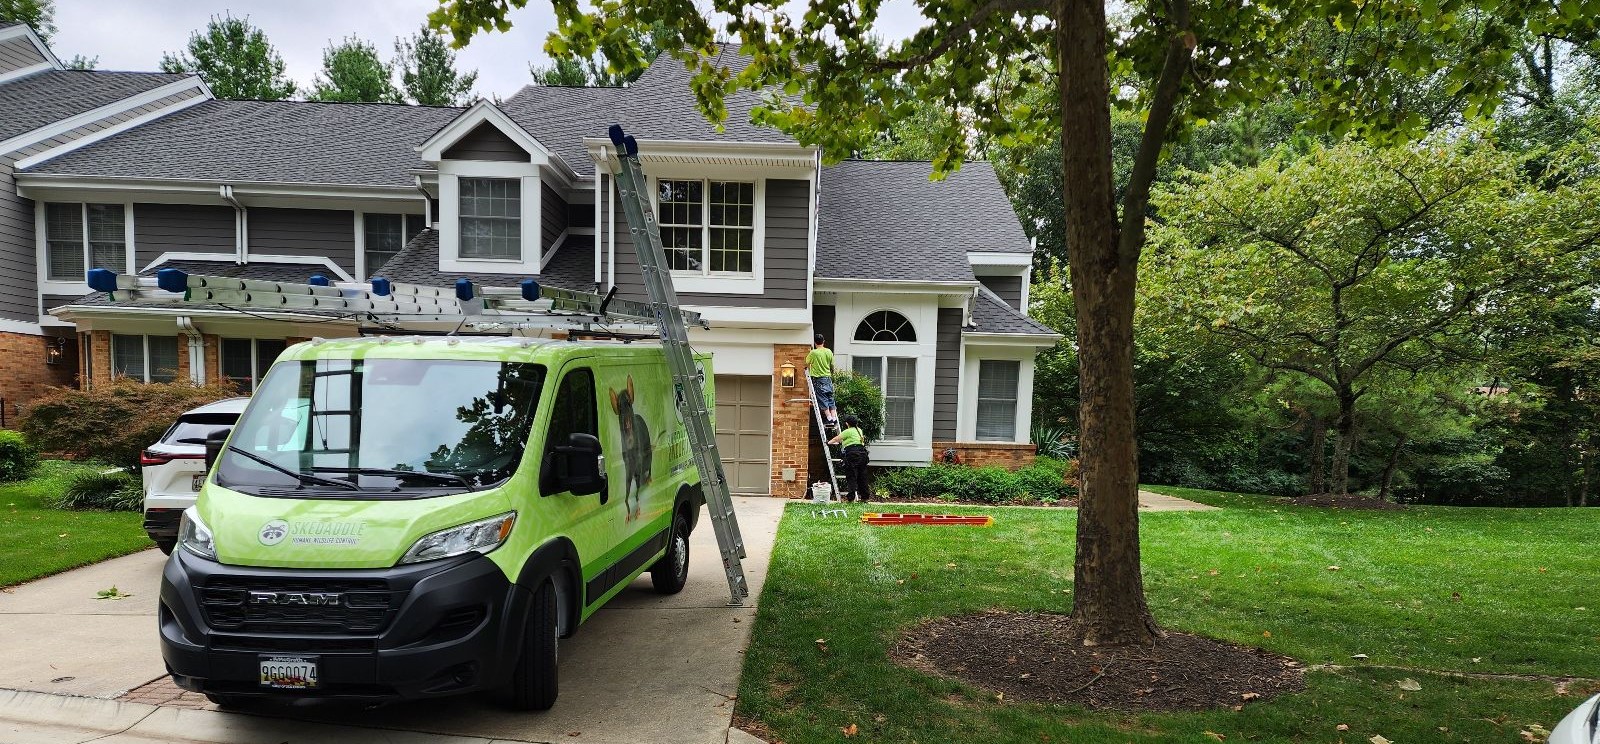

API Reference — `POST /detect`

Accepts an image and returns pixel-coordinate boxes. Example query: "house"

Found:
[0,22,1061,496]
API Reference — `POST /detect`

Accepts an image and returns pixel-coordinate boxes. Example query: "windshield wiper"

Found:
[307,466,476,491]
[225,446,360,491]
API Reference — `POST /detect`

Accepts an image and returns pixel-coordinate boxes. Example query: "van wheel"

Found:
[155,539,175,555]
[504,580,559,711]
[651,509,690,594]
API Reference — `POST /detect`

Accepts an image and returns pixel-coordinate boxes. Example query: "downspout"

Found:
[220,185,247,264]
[606,168,616,290]
[177,316,204,384]
[414,176,434,228]
[964,287,978,328]
[592,162,603,288]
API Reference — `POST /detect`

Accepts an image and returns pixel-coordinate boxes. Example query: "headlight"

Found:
[399,512,516,565]
[178,507,216,560]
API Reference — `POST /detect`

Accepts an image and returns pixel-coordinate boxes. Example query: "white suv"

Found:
[141,398,249,553]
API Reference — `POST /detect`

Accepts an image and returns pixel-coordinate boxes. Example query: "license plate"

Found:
[191,474,205,491]
[259,655,318,689]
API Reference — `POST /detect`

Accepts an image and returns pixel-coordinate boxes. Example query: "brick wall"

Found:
[83,330,111,388]
[770,343,812,498]
[932,441,1037,469]
[0,331,78,425]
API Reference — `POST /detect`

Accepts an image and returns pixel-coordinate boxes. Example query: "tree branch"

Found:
[1116,0,1194,268]
[865,0,1053,72]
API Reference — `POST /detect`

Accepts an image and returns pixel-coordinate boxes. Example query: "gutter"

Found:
[220,185,247,264]
[414,176,435,228]
[176,316,205,384]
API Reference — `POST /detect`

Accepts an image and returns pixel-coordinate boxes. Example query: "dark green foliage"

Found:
[53,469,141,512]
[310,36,400,103]
[0,430,37,483]
[159,14,296,100]
[1030,425,1074,459]
[877,461,1076,504]
[396,26,477,105]
[19,379,239,468]
[0,0,53,41]
[832,372,884,442]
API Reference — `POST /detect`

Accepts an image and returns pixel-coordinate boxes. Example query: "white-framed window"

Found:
[459,177,521,259]
[45,202,125,281]
[854,310,917,342]
[852,356,917,440]
[111,334,179,383]
[655,178,755,275]
[220,338,288,390]
[976,359,1021,441]
[363,213,405,275]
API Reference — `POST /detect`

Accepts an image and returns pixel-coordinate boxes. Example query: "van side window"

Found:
[542,368,598,494]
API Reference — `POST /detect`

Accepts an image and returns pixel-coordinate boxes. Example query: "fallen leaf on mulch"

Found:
[1240,692,1260,701]
[1397,678,1422,691]
[842,723,858,737]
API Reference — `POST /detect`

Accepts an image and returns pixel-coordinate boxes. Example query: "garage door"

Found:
[714,375,771,495]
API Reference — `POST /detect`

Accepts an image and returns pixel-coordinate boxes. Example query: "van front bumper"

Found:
[159,548,527,701]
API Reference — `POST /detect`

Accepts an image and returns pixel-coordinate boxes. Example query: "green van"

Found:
[158,336,712,711]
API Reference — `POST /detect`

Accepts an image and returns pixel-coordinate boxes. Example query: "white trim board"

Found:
[967,251,1034,267]
[145,252,355,282]
[0,77,208,157]
[16,90,208,170]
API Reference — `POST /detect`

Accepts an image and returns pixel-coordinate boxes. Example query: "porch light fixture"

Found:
[44,337,66,366]
[779,362,797,388]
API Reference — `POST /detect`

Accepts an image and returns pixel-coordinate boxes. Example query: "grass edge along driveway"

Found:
[1,460,153,588]
[734,489,1600,744]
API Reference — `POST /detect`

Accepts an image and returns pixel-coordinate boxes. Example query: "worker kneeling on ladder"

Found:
[829,414,872,502]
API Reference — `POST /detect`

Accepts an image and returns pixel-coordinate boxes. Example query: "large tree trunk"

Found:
[1057,0,1158,646]
[1377,433,1407,502]
[1308,416,1326,495]
[1330,390,1357,495]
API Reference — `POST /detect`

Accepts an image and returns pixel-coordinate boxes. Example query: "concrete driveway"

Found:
[0,496,784,744]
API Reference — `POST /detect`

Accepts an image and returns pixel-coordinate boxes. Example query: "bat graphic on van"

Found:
[610,376,653,522]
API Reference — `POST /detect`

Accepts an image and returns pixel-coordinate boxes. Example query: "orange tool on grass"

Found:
[859,512,994,526]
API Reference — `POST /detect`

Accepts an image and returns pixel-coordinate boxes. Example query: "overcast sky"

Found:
[48,0,927,101]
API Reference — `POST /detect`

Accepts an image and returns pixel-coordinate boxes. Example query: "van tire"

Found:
[505,580,560,711]
[650,509,690,595]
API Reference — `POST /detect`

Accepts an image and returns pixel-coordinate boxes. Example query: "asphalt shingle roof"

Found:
[0,70,188,143]
[26,99,464,186]
[967,286,1057,336]
[373,229,591,292]
[500,45,794,176]
[816,160,1031,283]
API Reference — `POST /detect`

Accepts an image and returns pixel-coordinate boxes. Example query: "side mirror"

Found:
[541,432,607,498]
[203,429,229,471]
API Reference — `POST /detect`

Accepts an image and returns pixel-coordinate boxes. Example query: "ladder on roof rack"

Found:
[606,125,748,606]
[79,125,750,606]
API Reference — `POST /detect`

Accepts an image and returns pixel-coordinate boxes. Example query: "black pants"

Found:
[842,445,872,501]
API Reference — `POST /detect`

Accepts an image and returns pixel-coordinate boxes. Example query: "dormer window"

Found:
[656,179,755,275]
[459,177,522,260]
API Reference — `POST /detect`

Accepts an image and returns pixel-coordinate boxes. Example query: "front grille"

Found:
[198,577,405,634]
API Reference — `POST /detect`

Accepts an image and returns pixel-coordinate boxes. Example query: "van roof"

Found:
[280,335,668,363]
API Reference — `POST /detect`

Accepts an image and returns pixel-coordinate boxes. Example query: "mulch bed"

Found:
[893,611,1305,712]
[1279,493,1407,510]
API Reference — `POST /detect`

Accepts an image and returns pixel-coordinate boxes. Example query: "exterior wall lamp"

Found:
[44,336,67,365]
[779,362,797,388]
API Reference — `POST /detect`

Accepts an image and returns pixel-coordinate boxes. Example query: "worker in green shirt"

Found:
[806,333,837,428]
[828,414,872,502]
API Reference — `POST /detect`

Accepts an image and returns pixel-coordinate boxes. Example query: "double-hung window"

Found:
[655,179,755,275]
[852,356,917,440]
[220,338,288,390]
[459,178,521,259]
[976,360,1021,441]
[364,214,405,275]
[111,334,179,383]
[45,203,125,281]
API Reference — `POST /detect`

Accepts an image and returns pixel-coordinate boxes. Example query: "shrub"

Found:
[1017,465,1075,501]
[0,430,38,482]
[831,372,885,441]
[1032,425,1076,459]
[53,469,142,511]
[20,379,239,467]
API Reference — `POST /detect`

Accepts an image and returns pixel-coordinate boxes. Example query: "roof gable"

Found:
[417,100,552,166]
[442,122,532,162]
[0,21,60,83]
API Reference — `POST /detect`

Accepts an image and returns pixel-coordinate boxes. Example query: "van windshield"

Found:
[216,358,546,497]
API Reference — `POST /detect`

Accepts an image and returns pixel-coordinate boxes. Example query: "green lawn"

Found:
[735,488,1600,743]
[0,460,153,588]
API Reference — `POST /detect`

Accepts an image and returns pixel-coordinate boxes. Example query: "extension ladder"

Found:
[805,373,845,501]
[606,126,749,606]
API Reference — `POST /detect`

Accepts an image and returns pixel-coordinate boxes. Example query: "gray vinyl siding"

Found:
[541,182,567,250]
[248,208,355,275]
[8,89,203,161]
[934,308,962,440]
[0,158,37,322]
[134,203,235,269]
[0,36,46,76]
[610,178,810,308]
[979,275,1023,310]
[41,293,85,313]
[442,123,530,162]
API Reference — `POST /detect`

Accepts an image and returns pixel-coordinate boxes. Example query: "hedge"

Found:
[876,459,1079,504]
[20,378,240,467]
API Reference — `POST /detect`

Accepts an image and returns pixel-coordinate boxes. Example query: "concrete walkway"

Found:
[1138,490,1219,511]
[0,496,785,744]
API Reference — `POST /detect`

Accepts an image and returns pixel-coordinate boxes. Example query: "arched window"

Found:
[854,310,916,343]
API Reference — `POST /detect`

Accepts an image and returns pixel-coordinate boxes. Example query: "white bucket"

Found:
[811,480,834,503]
